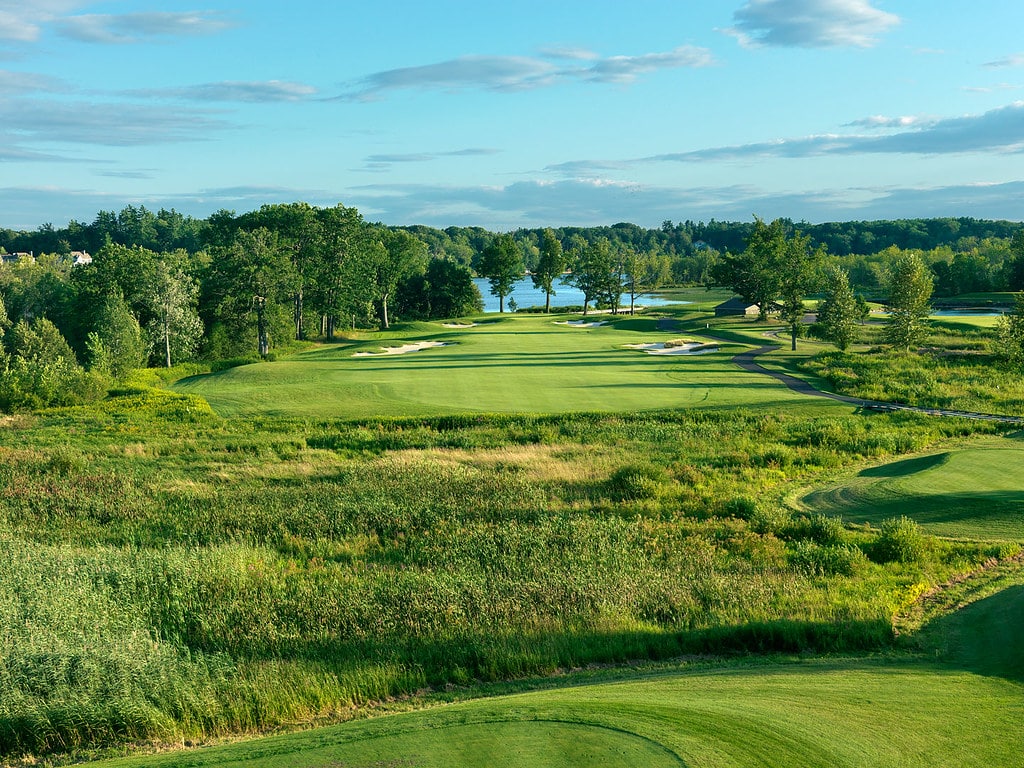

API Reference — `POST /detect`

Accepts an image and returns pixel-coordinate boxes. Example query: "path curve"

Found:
[733,343,1024,425]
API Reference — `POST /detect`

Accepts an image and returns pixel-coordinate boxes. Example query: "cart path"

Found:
[681,321,1024,424]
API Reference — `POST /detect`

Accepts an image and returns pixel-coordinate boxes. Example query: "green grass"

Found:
[0,395,1011,761]
[91,659,1024,768]
[172,314,844,419]
[6,303,1024,764]
[86,564,1024,768]
[800,433,1024,539]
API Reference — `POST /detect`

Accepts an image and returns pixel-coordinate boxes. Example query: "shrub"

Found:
[606,463,668,501]
[210,356,262,372]
[872,516,926,564]
[788,541,867,577]
[720,495,759,520]
[787,513,846,546]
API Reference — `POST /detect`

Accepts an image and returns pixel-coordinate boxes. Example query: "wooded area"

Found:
[1,203,1024,412]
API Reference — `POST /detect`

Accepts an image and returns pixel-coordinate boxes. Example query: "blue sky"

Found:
[2,0,1023,231]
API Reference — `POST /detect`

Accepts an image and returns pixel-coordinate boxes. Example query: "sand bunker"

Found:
[554,320,607,328]
[441,322,477,328]
[353,341,450,357]
[623,341,718,356]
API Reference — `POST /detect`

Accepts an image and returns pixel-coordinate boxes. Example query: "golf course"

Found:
[2,300,1022,767]
[172,310,845,419]
[14,303,998,767]
[4,1,1024,760]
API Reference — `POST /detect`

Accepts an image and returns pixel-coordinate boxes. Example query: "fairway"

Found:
[93,659,1024,768]
[173,314,846,418]
[801,434,1024,539]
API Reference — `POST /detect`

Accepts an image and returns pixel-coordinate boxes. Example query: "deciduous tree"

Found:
[884,252,933,351]
[206,228,297,357]
[996,292,1024,369]
[816,264,859,351]
[567,237,617,316]
[478,233,523,313]
[532,229,566,313]
[147,258,203,368]
[711,217,786,321]
[88,292,145,380]
[370,229,426,329]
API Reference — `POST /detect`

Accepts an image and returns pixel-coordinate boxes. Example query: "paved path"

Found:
[732,343,1024,425]
[653,316,1022,423]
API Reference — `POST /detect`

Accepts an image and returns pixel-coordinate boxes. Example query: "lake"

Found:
[473,277,683,313]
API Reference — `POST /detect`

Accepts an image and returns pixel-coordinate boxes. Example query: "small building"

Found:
[1,251,34,265]
[714,297,760,317]
[70,251,92,266]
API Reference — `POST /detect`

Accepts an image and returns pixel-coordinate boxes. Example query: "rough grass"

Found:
[88,560,1024,768]
[0,390,1015,761]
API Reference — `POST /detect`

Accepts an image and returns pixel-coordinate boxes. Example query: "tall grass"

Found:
[0,389,1013,759]
[801,349,1024,414]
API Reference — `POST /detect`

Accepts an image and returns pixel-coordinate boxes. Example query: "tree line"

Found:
[2,203,1024,411]
[712,217,1024,364]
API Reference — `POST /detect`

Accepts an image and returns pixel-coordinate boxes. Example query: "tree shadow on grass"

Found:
[915,584,1024,682]
[859,452,950,478]
[829,490,1024,538]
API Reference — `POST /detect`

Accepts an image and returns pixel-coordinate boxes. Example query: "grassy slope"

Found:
[172,313,844,419]
[91,564,1024,768]
[800,433,1024,539]
[95,661,1024,768]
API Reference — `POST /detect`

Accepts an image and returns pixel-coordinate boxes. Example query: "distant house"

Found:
[70,251,92,266]
[714,297,760,317]
[1,251,34,265]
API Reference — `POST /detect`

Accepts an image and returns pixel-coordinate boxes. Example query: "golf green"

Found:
[801,434,1024,539]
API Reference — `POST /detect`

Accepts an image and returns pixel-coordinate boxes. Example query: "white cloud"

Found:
[0,69,66,94]
[339,46,714,100]
[54,11,234,44]
[0,1,84,42]
[133,80,317,103]
[843,114,922,129]
[985,53,1024,69]
[4,177,1024,233]
[1,98,227,145]
[346,177,1024,229]
[725,0,900,48]
[636,102,1024,163]
[361,148,501,170]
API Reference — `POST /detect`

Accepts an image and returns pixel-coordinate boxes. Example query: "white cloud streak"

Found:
[0,1,84,42]
[0,69,67,95]
[725,0,900,48]
[54,11,234,44]
[131,80,318,103]
[362,148,501,170]
[1,98,227,145]
[338,46,714,100]
[985,53,1024,69]
[633,103,1024,164]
